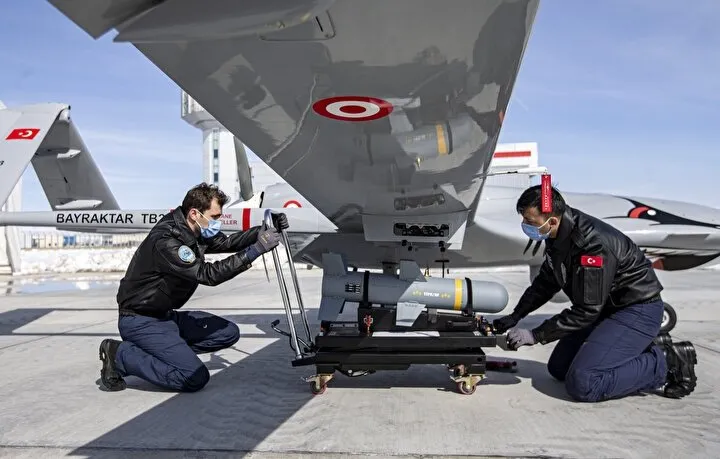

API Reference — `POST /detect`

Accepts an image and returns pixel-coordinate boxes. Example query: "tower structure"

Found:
[181,91,241,201]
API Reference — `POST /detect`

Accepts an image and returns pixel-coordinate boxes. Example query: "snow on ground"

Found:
[13,247,720,275]
[15,247,536,275]
[19,248,137,274]
[17,248,263,275]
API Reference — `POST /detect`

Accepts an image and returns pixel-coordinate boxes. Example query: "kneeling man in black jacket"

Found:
[493,185,697,402]
[98,183,287,392]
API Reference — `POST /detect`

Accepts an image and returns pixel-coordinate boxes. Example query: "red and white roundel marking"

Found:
[283,200,302,208]
[312,96,393,121]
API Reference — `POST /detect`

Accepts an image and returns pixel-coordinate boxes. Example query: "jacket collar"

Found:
[543,207,577,285]
[551,206,576,251]
[545,206,577,259]
[172,207,199,246]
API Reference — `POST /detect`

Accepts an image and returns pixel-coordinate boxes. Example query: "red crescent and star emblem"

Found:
[6,128,40,140]
[580,255,603,267]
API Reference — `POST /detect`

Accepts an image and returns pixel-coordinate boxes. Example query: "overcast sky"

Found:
[1,0,718,210]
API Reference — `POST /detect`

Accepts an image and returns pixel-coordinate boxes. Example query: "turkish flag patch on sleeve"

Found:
[581,255,603,267]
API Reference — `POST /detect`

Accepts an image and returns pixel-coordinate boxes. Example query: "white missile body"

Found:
[318,253,509,325]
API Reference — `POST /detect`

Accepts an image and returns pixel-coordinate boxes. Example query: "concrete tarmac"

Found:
[1,267,719,458]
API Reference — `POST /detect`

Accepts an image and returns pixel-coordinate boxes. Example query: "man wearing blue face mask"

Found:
[99,182,287,392]
[491,184,697,402]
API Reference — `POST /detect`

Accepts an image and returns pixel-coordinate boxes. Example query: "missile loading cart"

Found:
[262,210,517,395]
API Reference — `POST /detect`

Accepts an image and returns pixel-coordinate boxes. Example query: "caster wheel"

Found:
[457,381,476,395]
[661,302,677,334]
[310,381,326,395]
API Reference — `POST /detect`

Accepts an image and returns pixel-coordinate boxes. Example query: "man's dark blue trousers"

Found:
[547,299,668,402]
[114,310,240,391]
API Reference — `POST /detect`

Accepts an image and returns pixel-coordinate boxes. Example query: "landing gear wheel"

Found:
[661,302,677,334]
[310,381,326,395]
[457,380,476,395]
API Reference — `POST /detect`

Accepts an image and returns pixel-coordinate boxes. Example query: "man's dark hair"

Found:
[516,184,566,217]
[181,183,229,214]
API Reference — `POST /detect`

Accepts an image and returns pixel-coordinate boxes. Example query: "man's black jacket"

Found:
[116,207,260,318]
[513,206,663,344]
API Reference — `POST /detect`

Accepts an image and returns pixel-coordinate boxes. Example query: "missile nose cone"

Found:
[470,279,509,314]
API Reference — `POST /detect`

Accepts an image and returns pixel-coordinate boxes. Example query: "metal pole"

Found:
[279,230,313,344]
[272,247,303,359]
[263,210,302,359]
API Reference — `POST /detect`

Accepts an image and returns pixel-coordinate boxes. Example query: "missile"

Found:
[318,253,509,325]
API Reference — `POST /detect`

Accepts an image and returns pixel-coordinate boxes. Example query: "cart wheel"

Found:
[457,381,476,395]
[310,381,326,395]
[661,302,677,334]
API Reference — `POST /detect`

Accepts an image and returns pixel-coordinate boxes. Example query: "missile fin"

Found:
[398,260,425,282]
[395,301,425,327]
[318,296,345,321]
[322,252,347,276]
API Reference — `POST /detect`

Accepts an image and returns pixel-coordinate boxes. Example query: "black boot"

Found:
[662,341,697,399]
[653,333,673,347]
[99,339,126,391]
[644,333,672,353]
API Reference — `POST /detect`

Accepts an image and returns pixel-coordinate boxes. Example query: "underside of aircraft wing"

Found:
[48,0,539,251]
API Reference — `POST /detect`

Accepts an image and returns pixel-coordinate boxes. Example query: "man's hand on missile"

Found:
[493,313,520,334]
[506,328,536,350]
[271,212,289,231]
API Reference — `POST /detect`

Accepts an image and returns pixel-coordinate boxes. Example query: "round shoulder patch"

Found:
[177,245,196,263]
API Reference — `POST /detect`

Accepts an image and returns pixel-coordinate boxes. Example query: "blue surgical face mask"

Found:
[196,212,222,239]
[521,218,551,241]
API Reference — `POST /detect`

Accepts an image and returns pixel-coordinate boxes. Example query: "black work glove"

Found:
[493,312,520,334]
[246,228,280,262]
[507,328,537,350]
[254,228,280,253]
[271,212,289,230]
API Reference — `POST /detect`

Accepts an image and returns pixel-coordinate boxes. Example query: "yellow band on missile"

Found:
[453,278,463,310]
[435,124,448,156]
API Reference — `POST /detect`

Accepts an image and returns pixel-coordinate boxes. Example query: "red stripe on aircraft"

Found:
[493,150,532,158]
[242,208,250,230]
[629,206,649,218]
